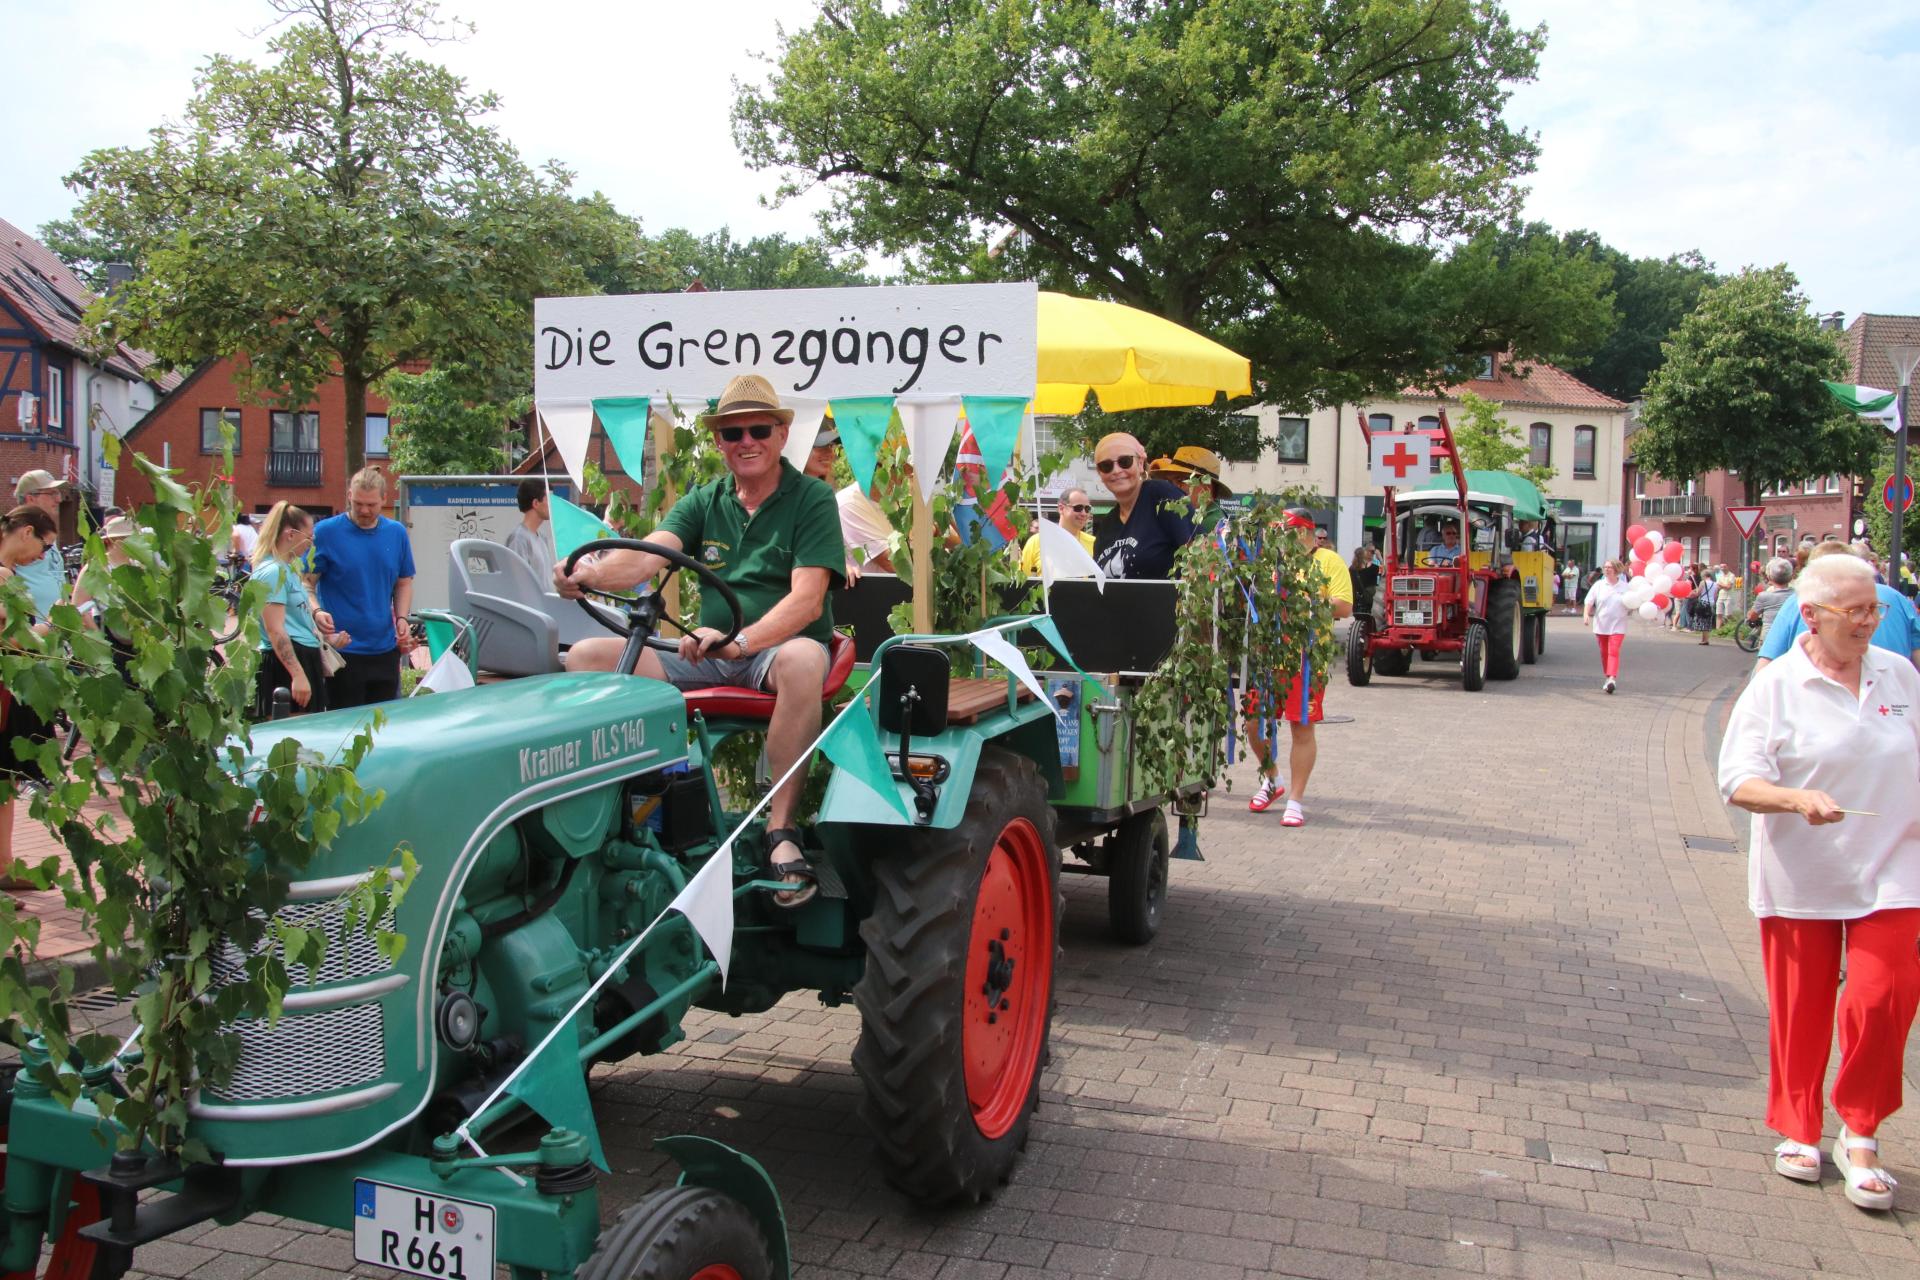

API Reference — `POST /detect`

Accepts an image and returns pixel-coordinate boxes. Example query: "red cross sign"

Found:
[1370,434,1430,487]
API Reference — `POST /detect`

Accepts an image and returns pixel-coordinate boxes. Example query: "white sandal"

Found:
[1772,1140,1821,1183]
[1832,1125,1898,1210]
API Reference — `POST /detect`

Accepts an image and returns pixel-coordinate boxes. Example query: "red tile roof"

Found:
[1842,314,1920,392]
[0,216,179,390]
[1401,358,1626,412]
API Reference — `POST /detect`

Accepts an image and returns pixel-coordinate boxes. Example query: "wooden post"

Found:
[655,408,680,621]
[911,486,934,633]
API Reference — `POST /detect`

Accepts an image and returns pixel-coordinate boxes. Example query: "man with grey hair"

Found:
[311,467,415,706]
[1755,541,1920,672]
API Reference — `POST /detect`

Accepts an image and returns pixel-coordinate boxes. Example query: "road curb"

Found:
[24,947,109,996]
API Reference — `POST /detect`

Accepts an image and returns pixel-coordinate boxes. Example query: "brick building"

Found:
[0,217,176,534]
[113,356,397,517]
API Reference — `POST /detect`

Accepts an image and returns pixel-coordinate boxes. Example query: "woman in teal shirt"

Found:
[251,503,345,717]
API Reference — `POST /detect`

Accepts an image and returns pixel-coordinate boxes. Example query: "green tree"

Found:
[382,366,526,474]
[1637,266,1872,507]
[735,0,1613,447]
[61,0,624,475]
[1450,389,1553,491]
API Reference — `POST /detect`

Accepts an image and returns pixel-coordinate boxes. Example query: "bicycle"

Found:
[1733,611,1763,654]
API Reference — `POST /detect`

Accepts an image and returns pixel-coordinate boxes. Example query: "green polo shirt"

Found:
[659,459,844,646]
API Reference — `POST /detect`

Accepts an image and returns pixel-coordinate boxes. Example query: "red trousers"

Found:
[1595,632,1623,678]
[1760,909,1920,1143]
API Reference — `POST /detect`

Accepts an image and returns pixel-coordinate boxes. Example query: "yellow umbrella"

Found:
[1034,291,1254,414]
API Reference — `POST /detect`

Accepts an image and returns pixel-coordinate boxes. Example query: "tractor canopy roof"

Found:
[1394,469,1545,522]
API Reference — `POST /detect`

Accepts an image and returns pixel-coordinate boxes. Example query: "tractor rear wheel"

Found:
[852,748,1062,1204]
[1461,621,1488,691]
[576,1186,772,1280]
[1534,613,1547,657]
[1107,808,1169,945]
[1520,610,1538,665]
[1346,618,1373,686]
[1375,646,1412,677]
[1487,580,1522,681]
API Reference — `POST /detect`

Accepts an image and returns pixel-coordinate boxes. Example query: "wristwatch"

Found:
[736,630,752,658]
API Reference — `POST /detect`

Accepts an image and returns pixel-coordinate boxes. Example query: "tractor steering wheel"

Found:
[563,538,744,654]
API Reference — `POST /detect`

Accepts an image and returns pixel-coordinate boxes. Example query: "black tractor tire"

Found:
[1461,621,1488,691]
[576,1186,772,1280]
[1534,613,1547,657]
[1375,646,1412,677]
[852,748,1062,1204]
[1346,617,1373,686]
[1107,808,1170,945]
[1486,580,1522,681]
[1520,610,1538,665]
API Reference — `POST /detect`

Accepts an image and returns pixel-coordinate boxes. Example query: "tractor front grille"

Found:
[210,899,397,989]
[1392,576,1436,596]
[204,1002,386,1102]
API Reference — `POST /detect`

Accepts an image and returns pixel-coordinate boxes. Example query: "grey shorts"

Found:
[656,637,828,691]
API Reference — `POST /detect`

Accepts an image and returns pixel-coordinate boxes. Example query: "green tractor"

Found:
[2,545,1072,1280]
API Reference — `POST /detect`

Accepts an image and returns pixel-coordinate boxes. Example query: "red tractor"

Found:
[1347,410,1530,691]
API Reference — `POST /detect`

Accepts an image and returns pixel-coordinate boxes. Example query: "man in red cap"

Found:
[1246,507,1352,825]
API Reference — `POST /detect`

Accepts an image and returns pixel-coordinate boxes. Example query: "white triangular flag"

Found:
[968,627,1067,723]
[780,399,831,472]
[538,402,596,488]
[1037,517,1105,592]
[413,646,475,695]
[668,840,736,987]
[897,398,963,506]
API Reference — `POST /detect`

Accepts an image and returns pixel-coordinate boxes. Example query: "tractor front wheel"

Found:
[1107,808,1169,945]
[1520,610,1538,665]
[1534,613,1547,657]
[1375,645,1412,677]
[852,748,1062,1204]
[575,1186,772,1280]
[1345,618,1373,686]
[1461,622,1488,691]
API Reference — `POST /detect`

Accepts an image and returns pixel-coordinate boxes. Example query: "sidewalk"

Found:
[7,792,103,982]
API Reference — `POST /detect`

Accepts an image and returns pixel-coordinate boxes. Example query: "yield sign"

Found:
[1369,433,1430,486]
[1726,506,1766,539]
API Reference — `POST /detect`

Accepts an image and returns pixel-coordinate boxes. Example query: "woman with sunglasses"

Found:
[1719,551,1920,1209]
[1753,541,1920,673]
[1089,432,1197,579]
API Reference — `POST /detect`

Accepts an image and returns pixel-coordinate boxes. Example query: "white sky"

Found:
[4,0,1916,316]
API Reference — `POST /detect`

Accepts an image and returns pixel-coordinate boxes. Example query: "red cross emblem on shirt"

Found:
[1879,704,1891,716]
[1379,442,1420,479]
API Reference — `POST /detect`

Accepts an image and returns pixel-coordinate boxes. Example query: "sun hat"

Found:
[1157,445,1234,499]
[100,515,138,540]
[15,469,68,500]
[698,373,795,428]
[813,425,841,448]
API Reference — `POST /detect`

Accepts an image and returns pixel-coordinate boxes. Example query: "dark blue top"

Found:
[312,515,416,654]
[1092,479,1197,580]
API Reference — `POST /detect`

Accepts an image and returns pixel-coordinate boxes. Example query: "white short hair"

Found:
[1797,552,1875,607]
[1765,557,1794,585]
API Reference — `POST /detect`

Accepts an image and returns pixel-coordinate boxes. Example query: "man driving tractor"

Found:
[555,373,844,907]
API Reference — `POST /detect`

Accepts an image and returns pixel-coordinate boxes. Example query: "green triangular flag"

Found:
[593,397,651,477]
[1029,615,1112,703]
[961,396,1027,484]
[504,1020,609,1171]
[828,397,896,495]
[550,494,614,562]
[818,696,911,820]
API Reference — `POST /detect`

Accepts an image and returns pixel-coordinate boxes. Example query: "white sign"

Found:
[353,1180,493,1280]
[534,283,1038,404]
[1369,433,1430,487]
[1726,506,1766,539]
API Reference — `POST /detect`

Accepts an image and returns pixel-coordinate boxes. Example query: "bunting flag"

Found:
[503,1014,608,1172]
[1824,381,1901,432]
[968,627,1067,723]
[1036,517,1106,591]
[779,399,831,472]
[817,692,911,820]
[896,398,963,506]
[537,402,595,488]
[1029,615,1111,703]
[669,842,737,987]
[592,397,651,478]
[828,397,897,494]
[961,396,1027,485]
[412,646,475,696]
[550,494,614,562]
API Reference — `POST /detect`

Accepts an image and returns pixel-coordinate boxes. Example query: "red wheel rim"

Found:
[962,815,1053,1139]
[687,1267,743,1280]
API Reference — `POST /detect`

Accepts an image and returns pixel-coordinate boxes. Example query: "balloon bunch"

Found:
[1619,523,1692,621]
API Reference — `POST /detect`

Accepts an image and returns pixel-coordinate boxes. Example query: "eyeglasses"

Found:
[1065,504,1092,514]
[1095,455,1139,474]
[715,424,777,444]
[1811,601,1884,626]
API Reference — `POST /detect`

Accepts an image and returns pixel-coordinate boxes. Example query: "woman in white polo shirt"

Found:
[1581,559,1631,694]
[1718,553,1920,1210]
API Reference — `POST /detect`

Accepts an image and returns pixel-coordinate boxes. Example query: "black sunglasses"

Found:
[1095,455,1139,474]
[715,424,777,444]
[1065,503,1092,513]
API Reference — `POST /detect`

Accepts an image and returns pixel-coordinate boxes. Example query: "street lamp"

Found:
[1890,343,1920,590]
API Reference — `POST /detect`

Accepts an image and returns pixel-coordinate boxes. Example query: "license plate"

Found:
[353,1180,494,1280]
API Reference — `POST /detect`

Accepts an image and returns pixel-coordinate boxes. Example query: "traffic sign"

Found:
[1726,506,1766,539]
[1884,475,1913,514]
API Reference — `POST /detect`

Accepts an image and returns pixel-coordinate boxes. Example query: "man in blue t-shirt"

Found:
[1755,546,1920,671]
[311,468,416,706]
[1090,432,1197,579]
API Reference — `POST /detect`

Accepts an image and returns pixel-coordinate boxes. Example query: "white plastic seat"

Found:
[447,539,619,676]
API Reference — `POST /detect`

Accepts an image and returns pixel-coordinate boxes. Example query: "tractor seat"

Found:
[681,631,857,721]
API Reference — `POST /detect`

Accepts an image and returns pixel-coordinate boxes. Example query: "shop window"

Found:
[200,408,242,454]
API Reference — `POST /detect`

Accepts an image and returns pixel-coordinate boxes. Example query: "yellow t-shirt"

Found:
[1020,527,1096,576]
[1309,546,1354,603]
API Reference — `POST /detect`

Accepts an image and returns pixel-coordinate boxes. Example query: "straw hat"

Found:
[101,515,138,540]
[1156,445,1233,499]
[698,373,795,428]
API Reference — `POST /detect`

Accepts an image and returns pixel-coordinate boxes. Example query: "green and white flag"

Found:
[1824,382,1901,432]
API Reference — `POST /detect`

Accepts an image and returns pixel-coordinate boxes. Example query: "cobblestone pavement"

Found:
[51,620,1920,1277]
